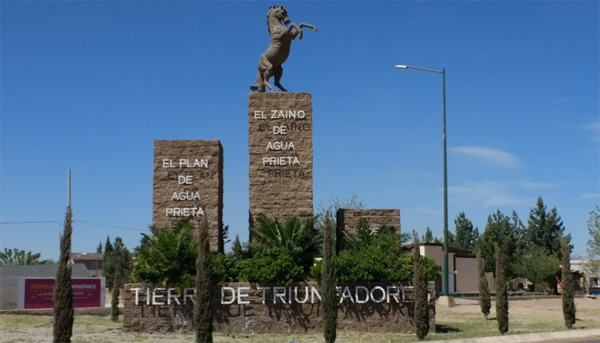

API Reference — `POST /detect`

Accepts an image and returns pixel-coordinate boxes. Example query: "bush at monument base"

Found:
[123,282,436,334]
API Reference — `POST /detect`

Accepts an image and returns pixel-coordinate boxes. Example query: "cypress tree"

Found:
[560,235,576,328]
[53,207,74,343]
[495,244,509,335]
[111,263,122,322]
[321,211,338,343]
[476,249,491,319]
[194,217,213,343]
[231,235,244,260]
[413,234,429,340]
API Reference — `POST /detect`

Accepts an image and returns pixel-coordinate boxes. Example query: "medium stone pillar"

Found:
[152,140,223,252]
[248,93,313,228]
[336,209,401,252]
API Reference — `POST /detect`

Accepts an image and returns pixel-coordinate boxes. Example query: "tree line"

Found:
[422,196,572,293]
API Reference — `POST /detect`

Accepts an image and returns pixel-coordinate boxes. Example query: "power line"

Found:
[0,221,61,224]
[0,220,148,232]
[75,222,147,232]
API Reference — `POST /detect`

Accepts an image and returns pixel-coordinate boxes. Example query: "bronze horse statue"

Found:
[255,6,317,93]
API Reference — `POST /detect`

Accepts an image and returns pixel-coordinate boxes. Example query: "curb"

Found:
[425,328,600,343]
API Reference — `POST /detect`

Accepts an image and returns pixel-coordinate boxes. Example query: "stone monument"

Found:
[255,5,317,93]
[248,6,317,226]
[152,140,224,252]
[248,93,313,225]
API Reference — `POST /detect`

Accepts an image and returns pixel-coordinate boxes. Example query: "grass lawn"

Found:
[1,298,598,343]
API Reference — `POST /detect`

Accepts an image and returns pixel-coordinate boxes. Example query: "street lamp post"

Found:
[395,65,454,306]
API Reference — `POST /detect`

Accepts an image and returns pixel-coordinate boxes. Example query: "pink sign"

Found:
[24,278,103,309]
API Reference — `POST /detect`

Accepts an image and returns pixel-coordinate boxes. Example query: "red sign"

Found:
[24,278,103,309]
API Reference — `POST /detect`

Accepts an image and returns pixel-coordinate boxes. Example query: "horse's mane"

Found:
[267,6,285,35]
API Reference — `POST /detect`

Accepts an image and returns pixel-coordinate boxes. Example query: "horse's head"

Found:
[268,5,290,26]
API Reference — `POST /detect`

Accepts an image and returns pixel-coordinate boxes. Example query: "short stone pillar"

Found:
[152,140,224,252]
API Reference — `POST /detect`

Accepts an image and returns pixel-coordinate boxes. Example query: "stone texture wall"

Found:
[152,140,223,252]
[248,93,313,228]
[123,282,435,334]
[337,209,401,251]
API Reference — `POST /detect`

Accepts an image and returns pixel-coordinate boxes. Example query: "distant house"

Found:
[404,242,491,295]
[0,263,92,278]
[70,253,103,277]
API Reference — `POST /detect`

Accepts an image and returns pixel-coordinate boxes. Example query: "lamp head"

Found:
[395,65,408,69]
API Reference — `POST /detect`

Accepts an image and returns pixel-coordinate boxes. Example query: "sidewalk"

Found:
[426,328,600,343]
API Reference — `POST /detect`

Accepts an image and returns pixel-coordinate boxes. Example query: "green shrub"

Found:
[238,247,305,286]
[210,253,240,284]
[129,221,197,288]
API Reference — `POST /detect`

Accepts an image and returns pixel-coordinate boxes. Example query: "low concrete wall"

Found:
[0,277,20,310]
[123,282,435,334]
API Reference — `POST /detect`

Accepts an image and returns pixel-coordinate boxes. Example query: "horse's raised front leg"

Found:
[286,24,303,40]
[299,23,318,33]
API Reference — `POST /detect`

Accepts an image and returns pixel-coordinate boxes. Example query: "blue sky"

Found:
[1,1,598,261]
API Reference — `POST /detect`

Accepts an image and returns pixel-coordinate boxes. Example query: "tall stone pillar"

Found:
[152,140,224,252]
[248,93,313,228]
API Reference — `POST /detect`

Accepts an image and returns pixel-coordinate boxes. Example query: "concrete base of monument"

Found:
[437,295,456,307]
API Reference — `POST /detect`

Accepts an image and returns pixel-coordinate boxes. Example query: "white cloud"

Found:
[449,146,519,168]
[448,181,529,208]
[582,193,600,199]
[583,120,600,142]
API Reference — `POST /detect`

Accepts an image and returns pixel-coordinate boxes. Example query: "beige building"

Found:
[414,243,492,294]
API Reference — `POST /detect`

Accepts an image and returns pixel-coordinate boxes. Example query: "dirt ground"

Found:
[1,297,598,343]
[437,296,600,324]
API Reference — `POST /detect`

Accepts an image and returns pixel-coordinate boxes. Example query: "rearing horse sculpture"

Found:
[256,6,317,93]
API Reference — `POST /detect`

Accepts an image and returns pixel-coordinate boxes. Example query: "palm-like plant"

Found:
[250,215,321,273]
[0,248,49,265]
[129,221,198,288]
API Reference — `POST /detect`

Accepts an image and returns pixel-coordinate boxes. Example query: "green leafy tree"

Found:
[195,217,213,343]
[96,241,103,254]
[129,221,198,288]
[479,210,519,278]
[315,192,366,231]
[335,224,439,283]
[454,212,480,251]
[526,197,571,258]
[53,207,74,343]
[321,212,338,343]
[0,248,50,265]
[476,249,491,319]
[104,237,132,287]
[413,234,429,340]
[210,253,240,284]
[238,247,305,286]
[495,244,509,335]
[585,206,600,291]
[560,235,576,329]
[422,227,433,243]
[103,236,113,279]
[513,246,560,292]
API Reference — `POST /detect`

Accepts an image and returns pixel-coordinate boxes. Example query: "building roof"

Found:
[70,253,103,261]
[0,263,92,278]
[403,242,476,258]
